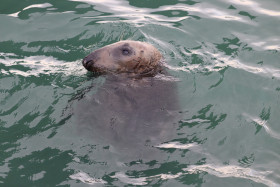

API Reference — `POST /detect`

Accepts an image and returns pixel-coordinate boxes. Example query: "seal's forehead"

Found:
[122,41,149,52]
[108,41,132,50]
[107,41,155,57]
[113,41,145,48]
[120,42,132,49]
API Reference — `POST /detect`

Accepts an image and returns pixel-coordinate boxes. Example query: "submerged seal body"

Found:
[82,40,162,76]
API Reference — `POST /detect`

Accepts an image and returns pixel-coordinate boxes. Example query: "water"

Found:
[1,0,280,186]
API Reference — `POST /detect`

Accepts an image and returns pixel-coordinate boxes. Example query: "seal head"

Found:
[82,40,162,77]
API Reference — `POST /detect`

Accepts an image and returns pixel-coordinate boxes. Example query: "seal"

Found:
[82,40,162,77]
[75,40,179,160]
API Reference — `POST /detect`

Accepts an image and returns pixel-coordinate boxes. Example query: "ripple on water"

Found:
[0,53,87,77]
[70,171,106,185]
[70,0,252,26]
[185,164,277,187]
[243,113,280,140]
[162,40,280,80]
[230,0,280,17]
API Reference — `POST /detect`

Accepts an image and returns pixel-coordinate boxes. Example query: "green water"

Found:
[1,0,280,186]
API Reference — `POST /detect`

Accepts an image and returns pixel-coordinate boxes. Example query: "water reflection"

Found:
[243,113,280,140]
[0,53,86,77]
[8,3,52,17]
[156,141,278,186]
[70,171,106,185]
[230,0,280,17]
[22,3,52,11]
[165,41,280,79]
[111,171,183,186]
[233,32,280,51]
[71,0,249,26]
[186,164,277,186]
[156,141,198,149]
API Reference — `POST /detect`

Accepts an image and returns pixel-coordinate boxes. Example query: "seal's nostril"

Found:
[82,59,94,69]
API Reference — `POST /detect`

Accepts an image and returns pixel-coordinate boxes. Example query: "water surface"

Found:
[1,0,280,186]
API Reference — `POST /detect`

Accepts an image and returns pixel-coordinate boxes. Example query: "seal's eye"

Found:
[122,49,130,56]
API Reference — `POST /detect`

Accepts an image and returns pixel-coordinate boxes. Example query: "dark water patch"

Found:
[238,153,255,167]
[3,148,73,186]
[238,11,257,20]
[228,5,237,10]
[0,0,46,14]
[128,0,199,9]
